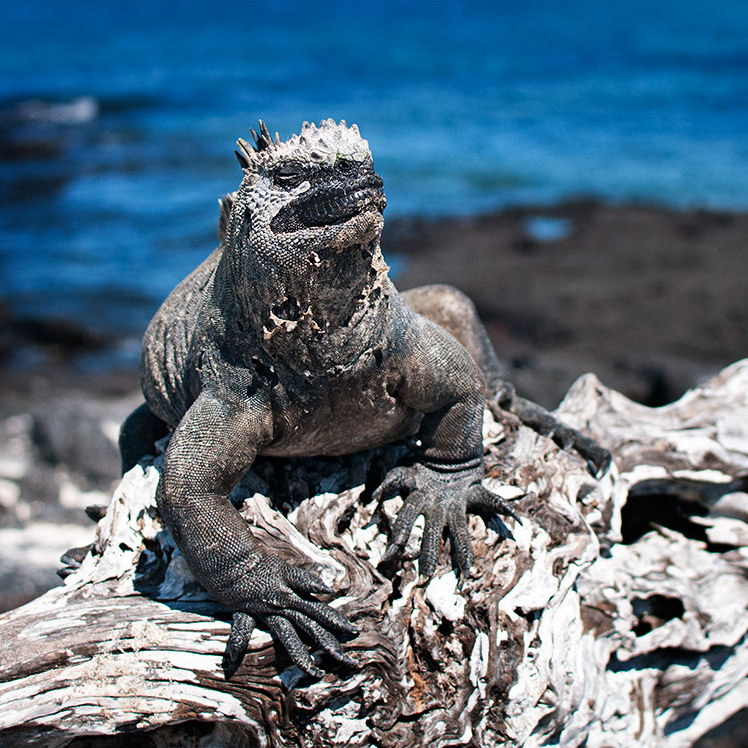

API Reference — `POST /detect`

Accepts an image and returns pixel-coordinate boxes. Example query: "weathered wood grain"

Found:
[2,361,748,747]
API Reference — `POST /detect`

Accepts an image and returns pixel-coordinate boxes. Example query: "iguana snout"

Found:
[270,163,385,233]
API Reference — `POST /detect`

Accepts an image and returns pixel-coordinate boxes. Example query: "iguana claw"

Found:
[374,463,519,578]
[220,555,359,680]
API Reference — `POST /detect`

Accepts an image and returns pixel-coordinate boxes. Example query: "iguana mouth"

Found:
[271,174,386,233]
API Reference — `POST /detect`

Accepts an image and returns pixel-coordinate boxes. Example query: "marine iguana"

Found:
[119,119,610,679]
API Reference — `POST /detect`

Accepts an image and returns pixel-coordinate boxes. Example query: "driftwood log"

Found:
[2,361,748,747]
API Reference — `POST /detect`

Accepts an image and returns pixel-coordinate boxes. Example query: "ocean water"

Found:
[1,0,747,346]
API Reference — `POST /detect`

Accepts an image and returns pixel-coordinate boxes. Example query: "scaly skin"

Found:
[120,119,610,679]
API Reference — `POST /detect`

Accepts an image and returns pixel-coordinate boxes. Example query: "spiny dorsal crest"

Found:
[235,119,371,171]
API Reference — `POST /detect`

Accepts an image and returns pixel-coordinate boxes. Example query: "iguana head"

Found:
[225,118,386,250]
[218,120,391,374]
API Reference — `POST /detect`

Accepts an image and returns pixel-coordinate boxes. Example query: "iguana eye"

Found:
[273,163,304,187]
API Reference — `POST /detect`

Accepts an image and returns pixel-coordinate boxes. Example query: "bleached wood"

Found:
[2,362,748,747]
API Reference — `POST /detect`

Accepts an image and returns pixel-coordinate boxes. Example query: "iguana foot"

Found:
[221,554,359,680]
[490,384,612,478]
[373,463,519,579]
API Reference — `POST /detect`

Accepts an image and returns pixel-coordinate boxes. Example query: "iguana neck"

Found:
[215,232,391,376]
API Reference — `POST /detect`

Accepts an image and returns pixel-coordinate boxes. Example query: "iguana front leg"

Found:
[159,389,357,678]
[375,315,518,577]
[375,450,519,578]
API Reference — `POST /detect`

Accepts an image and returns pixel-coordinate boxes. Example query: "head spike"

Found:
[235,150,248,169]
[237,118,370,167]
[235,137,254,170]
[247,120,274,151]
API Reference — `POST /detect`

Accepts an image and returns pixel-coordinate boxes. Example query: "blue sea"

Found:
[1,0,747,353]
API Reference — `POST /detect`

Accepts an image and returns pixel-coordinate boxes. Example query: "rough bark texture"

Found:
[2,361,748,747]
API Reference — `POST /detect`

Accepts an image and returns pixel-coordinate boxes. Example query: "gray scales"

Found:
[118,119,611,679]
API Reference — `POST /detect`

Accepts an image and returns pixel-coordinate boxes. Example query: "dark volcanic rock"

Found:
[1,200,747,619]
[385,201,748,407]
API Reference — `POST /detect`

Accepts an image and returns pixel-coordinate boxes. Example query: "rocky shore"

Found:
[388,199,748,409]
[1,199,746,743]
[1,199,746,607]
